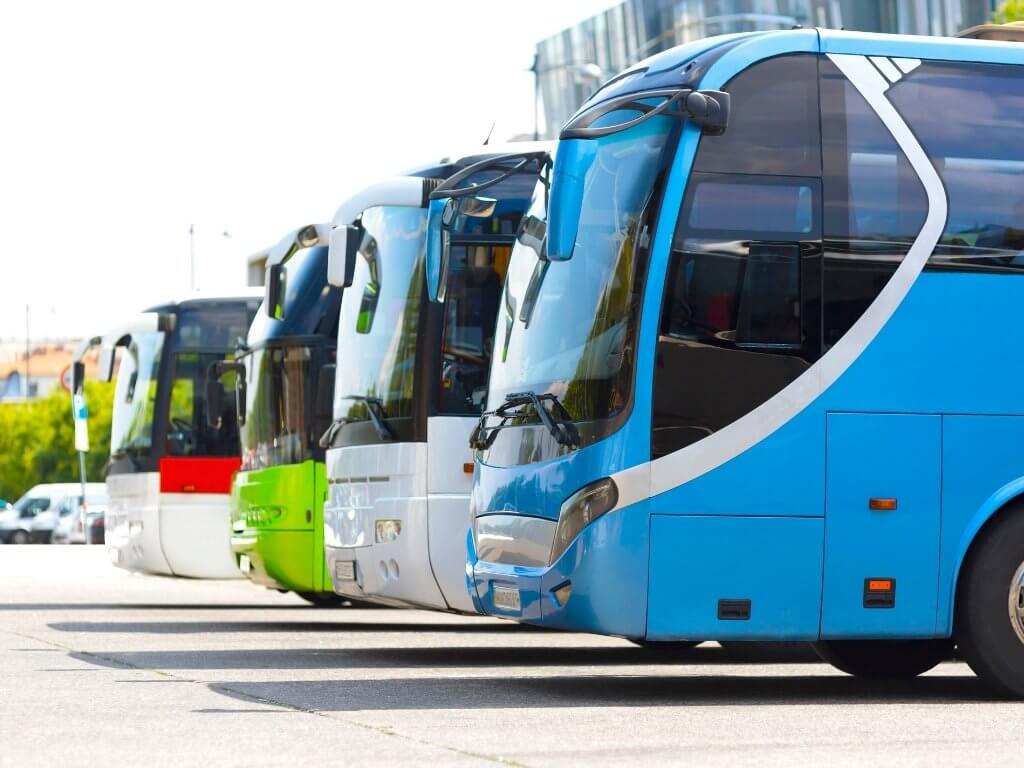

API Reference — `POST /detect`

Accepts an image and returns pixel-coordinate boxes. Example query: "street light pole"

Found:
[24,305,30,399]
[189,223,197,292]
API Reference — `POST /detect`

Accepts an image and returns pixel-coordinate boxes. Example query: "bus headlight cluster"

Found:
[548,478,618,565]
[375,519,402,543]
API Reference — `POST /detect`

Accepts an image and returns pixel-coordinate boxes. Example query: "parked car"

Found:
[0,489,55,544]
[52,490,108,544]
[30,484,107,544]
[0,484,95,544]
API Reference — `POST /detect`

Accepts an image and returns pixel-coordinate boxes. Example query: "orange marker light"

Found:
[869,497,898,511]
[868,579,893,592]
[463,463,474,475]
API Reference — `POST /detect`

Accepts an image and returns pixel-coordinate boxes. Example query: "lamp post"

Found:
[530,55,605,141]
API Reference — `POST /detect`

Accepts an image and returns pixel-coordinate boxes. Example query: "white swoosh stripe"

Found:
[612,53,948,510]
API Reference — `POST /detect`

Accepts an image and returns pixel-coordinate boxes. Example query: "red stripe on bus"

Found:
[159,457,240,494]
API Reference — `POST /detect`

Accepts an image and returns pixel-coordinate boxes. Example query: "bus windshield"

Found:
[240,343,329,470]
[486,119,675,441]
[333,206,426,439]
[110,330,165,458]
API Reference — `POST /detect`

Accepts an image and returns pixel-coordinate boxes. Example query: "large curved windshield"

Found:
[240,343,330,470]
[109,331,164,457]
[333,206,426,441]
[486,119,675,435]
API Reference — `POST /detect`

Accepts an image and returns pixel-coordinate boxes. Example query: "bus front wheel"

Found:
[956,508,1024,699]
[812,639,952,680]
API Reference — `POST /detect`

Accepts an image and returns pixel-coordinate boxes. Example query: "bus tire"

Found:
[955,508,1024,699]
[812,639,952,679]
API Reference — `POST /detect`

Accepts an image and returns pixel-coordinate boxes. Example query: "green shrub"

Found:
[0,381,114,502]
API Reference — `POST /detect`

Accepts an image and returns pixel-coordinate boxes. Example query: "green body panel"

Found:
[231,460,331,593]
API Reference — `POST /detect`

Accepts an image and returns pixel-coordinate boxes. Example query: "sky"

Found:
[0,0,617,341]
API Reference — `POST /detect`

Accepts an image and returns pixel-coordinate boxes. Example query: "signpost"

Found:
[72,388,90,543]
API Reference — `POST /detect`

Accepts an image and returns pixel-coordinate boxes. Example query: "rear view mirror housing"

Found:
[546,139,597,261]
[206,361,247,428]
[266,263,286,320]
[97,346,117,382]
[327,224,361,288]
[425,198,447,302]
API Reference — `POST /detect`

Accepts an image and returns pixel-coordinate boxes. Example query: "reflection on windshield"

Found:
[109,331,164,456]
[240,345,320,470]
[334,206,426,427]
[488,118,674,428]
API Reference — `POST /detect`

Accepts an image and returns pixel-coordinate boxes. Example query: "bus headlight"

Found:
[549,478,618,565]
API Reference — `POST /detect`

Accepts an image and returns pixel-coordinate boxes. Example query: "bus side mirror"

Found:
[315,363,336,421]
[206,361,246,428]
[205,364,224,429]
[97,346,116,382]
[327,224,360,288]
[425,198,447,302]
[266,263,286,320]
[546,140,597,261]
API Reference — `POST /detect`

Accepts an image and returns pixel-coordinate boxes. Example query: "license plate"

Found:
[238,555,251,574]
[335,560,356,581]
[492,585,521,612]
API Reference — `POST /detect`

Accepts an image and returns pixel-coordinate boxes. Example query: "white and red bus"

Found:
[75,292,261,577]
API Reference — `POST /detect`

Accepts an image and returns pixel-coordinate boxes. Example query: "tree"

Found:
[0,381,114,503]
[994,0,1024,23]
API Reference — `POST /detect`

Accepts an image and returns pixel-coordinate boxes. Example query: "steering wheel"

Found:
[170,417,193,434]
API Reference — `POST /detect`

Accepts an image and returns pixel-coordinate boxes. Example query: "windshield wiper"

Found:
[333,395,396,442]
[469,390,580,451]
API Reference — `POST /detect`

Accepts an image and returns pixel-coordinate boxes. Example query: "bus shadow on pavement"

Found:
[205,671,999,710]
[68,644,820,672]
[48,619,544,634]
[2,603,327,612]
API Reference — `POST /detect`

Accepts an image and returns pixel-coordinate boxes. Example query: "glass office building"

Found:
[536,0,1001,136]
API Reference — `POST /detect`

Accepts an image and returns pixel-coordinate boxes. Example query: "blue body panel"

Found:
[649,516,824,640]
[822,413,942,638]
[470,28,1024,642]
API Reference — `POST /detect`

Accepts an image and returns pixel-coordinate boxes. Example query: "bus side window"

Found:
[652,175,820,458]
[652,53,823,460]
[885,59,1024,272]
[820,59,926,349]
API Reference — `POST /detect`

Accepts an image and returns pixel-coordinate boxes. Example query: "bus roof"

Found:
[575,27,1024,126]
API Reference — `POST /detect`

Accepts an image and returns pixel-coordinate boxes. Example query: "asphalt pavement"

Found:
[1,546,1021,767]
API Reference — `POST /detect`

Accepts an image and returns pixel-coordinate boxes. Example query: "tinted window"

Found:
[240,344,330,470]
[652,53,824,458]
[439,243,510,415]
[694,54,821,177]
[819,59,926,348]
[887,60,1024,271]
[653,173,820,458]
[176,302,258,351]
[167,351,241,457]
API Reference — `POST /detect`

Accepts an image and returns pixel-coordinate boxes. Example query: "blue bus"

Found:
[466,26,1024,697]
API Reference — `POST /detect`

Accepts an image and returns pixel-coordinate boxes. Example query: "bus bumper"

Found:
[469,506,649,637]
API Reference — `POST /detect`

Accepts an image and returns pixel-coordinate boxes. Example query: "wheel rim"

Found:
[1010,560,1024,646]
